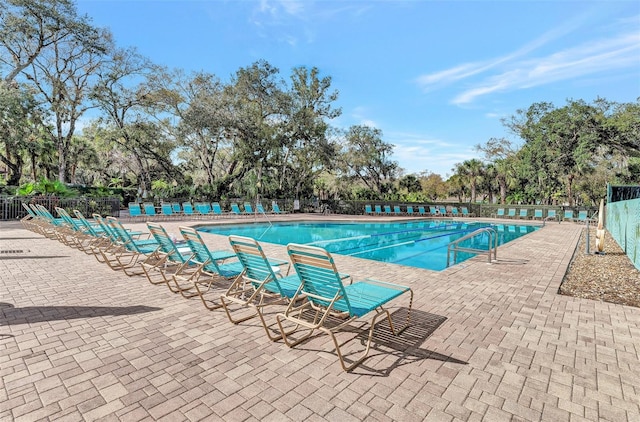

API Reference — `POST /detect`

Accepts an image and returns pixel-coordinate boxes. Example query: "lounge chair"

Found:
[533,209,544,220]
[172,203,182,215]
[54,207,93,248]
[518,209,528,219]
[176,227,244,310]
[384,205,392,215]
[212,202,226,218]
[73,210,112,255]
[128,202,143,220]
[230,203,243,217]
[406,206,414,216]
[364,205,374,215]
[429,206,438,216]
[100,217,161,276]
[244,202,255,215]
[563,210,574,222]
[256,203,270,215]
[277,244,413,371]
[20,203,39,232]
[546,209,559,222]
[374,205,383,215]
[195,202,212,217]
[461,207,473,217]
[507,208,516,219]
[439,206,448,216]
[142,202,157,220]
[417,206,426,216]
[182,202,195,217]
[220,235,300,341]
[492,208,505,218]
[272,202,285,214]
[576,210,595,224]
[139,222,197,292]
[451,207,460,217]
[160,203,175,220]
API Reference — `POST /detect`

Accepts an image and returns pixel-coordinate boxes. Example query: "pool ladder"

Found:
[446,227,498,267]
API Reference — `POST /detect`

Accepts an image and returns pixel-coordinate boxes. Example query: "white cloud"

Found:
[416,11,640,105]
[452,30,640,104]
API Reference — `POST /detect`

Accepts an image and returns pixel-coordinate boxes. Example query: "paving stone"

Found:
[1,218,639,421]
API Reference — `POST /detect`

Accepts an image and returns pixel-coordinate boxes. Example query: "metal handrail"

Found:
[447,227,498,267]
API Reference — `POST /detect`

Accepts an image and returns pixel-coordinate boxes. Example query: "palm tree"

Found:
[455,159,485,203]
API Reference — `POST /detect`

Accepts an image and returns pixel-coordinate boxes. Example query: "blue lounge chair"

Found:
[72,210,112,255]
[221,235,299,340]
[102,216,160,276]
[244,202,254,215]
[576,210,594,224]
[461,207,473,217]
[256,203,269,215]
[533,209,543,220]
[364,205,373,215]
[143,202,157,219]
[546,209,559,222]
[128,202,143,220]
[278,244,413,371]
[439,206,447,216]
[384,205,392,215]
[160,203,175,219]
[172,203,182,214]
[518,209,528,219]
[418,206,426,216]
[20,203,39,232]
[182,202,195,217]
[54,207,94,248]
[141,222,194,291]
[429,206,438,216]
[451,207,459,217]
[272,202,284,214]
[230,202,243,216]
[195,202,212,217]
[507,208,516,219]
[563,210,574,222]
[177,227,245,310]
[493,208,505,218]
[374,205,383,215]
[212,202,226,218]
[393,205,402,215]
[406,206,414,216]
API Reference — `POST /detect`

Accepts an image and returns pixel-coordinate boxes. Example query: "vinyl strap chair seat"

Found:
[176,227,243,310]
[221,235,300,341]
[141,222,197,292]
[277,243,413,371]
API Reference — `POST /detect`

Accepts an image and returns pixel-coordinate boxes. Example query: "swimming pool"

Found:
[198,220,540,271]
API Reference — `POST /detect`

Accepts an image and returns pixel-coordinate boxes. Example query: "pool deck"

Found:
[1,214,639,421]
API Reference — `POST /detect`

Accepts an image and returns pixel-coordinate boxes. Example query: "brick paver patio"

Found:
[1,215,639,421]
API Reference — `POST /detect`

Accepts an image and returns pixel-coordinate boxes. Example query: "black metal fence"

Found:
[608,184,640,203]
[1,196,121,221]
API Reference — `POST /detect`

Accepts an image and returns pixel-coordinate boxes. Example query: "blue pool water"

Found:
[198,220,540,271]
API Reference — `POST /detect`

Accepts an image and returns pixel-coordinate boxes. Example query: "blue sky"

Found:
[76,0,640,178]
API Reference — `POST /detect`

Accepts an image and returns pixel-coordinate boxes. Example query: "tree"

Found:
[278,66,341,199]
[0,81,47,185]
[341,125,399,198]
[0,0,94,82]
[399,174,422,194]
[419,171,447,201]
[453,158,485,203]
[91,47,177,191]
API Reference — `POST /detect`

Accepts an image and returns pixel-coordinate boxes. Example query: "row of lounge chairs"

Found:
[492,208,595,223]
[20,203,413,372]
[365,204,474,217]
[127,201,285,220]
